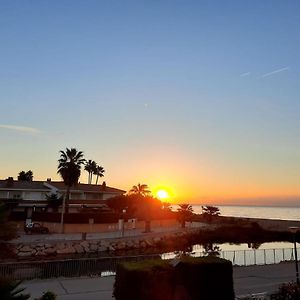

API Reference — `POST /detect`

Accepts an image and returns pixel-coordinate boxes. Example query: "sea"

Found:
[167,204,300,262]
[190,205,300,221]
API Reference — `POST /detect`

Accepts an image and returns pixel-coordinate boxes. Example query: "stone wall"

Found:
[14,229,196,258]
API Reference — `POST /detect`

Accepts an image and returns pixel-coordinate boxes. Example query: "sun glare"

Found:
[156,189,169,200]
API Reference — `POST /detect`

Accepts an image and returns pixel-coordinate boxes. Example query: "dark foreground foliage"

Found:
[114,256,235,300]
[0,277,30,300]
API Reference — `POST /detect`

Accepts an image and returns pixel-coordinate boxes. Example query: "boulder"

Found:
[20,245,32,252]
[74,244,84,254]
[44,247,56,255]
[18,251,32,257]
[97,245,107,252]
[90,244,98,251]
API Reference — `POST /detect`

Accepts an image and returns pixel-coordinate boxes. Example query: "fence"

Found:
[0,247,299,280]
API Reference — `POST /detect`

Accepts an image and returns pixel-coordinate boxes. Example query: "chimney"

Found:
[47,178,51,182]
[102,181,106,191]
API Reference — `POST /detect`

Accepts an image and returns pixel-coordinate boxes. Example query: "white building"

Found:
[0,177,125,217]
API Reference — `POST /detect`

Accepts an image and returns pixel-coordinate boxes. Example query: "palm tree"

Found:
[57,148,85,232]
[17,170,33,182]
[129,183,152,232]
[177,204,194,228]
[84,160,97,184]
[94,165,105,184]
[129,183,151,196]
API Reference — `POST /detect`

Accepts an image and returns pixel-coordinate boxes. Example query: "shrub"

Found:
[176,256,235,300]
[0,277,30,300]
[270,282,300,299]
[37,291,57,300]
[114,256,235,300]
[114,259,175,300]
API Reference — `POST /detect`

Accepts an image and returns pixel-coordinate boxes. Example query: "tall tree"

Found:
[177,203,194,228]
[94,165,105,185]
[57,148,85,232]
[129,183,152,232]
[129,183,151,197]
[84,160,97,184]
[17,170,33,182]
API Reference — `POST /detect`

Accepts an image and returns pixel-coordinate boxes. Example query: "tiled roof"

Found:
[0,180,49,190]
[48,181,125,193]
[0,179,125,194]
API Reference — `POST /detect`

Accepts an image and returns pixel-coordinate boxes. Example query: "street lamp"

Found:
[122,209,126,237]
[289,226,299,285]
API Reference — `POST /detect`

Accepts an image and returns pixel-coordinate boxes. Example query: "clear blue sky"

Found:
[1,1,300,205]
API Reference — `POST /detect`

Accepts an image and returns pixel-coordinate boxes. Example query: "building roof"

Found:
[0,179,125,194]
[48,181,126,194]
[0,180,49,191]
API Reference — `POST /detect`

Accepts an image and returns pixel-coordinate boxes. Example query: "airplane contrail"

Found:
[0,124,40,134]
[260,67,289,78]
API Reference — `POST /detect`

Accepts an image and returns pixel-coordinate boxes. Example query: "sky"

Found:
[1,1,300,206]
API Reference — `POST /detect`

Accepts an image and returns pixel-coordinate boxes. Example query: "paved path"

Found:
[11,223,206,244]
[22,262,298,299]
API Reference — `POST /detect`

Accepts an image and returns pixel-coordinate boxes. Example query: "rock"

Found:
[153,237,161,244]
[100,241,109,248]
[80,241,89,248]
[18,251,32,257]
[17,244,24,250]
[145,239,153,247]
[36,243,45,247]
[108,245,115,251]
[44,244,52,249]
[35,250,46,256]
[97,245,107,252]
[57,248,69,254]
[44,247,56,255]
[140,241,147,248]
[74,244,84,254]
[116,242,126,250]
[20,245,32,252]
[56,243,66,250]
[89,240,98,245]
[90,244,98,251]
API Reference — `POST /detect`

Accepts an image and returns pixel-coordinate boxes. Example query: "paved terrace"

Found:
[21,262,298,300]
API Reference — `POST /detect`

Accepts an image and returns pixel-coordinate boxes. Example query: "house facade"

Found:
[0,178,125,216]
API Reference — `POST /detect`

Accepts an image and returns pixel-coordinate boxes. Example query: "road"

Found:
[22,262,298,299]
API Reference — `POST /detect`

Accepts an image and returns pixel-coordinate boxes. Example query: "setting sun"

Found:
[156,189,169,200]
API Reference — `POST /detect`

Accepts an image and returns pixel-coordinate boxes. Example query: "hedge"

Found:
[113,256,235,300]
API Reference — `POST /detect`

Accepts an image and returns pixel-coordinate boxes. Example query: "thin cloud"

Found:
[0,124,41,134]
[240,72,251,77]
[260,67,289,78]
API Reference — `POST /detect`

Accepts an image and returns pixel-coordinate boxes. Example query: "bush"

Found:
[114,257,235,300]
[36,291,57,300]
[0,277,30,300]
[114,260,174,300]
[270,282,300,299]
[176,256,235,300]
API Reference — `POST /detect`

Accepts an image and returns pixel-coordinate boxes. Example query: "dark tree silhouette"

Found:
[57,148,85,232]
[202,205,220,222]
[129,183,151,196]
[0,201,17,241]
[84,160,97,184]
[17,170,33,182]
[0,277,30,300]
[45,193,63,212]
[129,183,152,232]
[177,203,194,228]
[94,165,105,185]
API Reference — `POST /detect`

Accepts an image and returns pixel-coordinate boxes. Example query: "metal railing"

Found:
[0,247,299,280]
[162,247,300,266]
